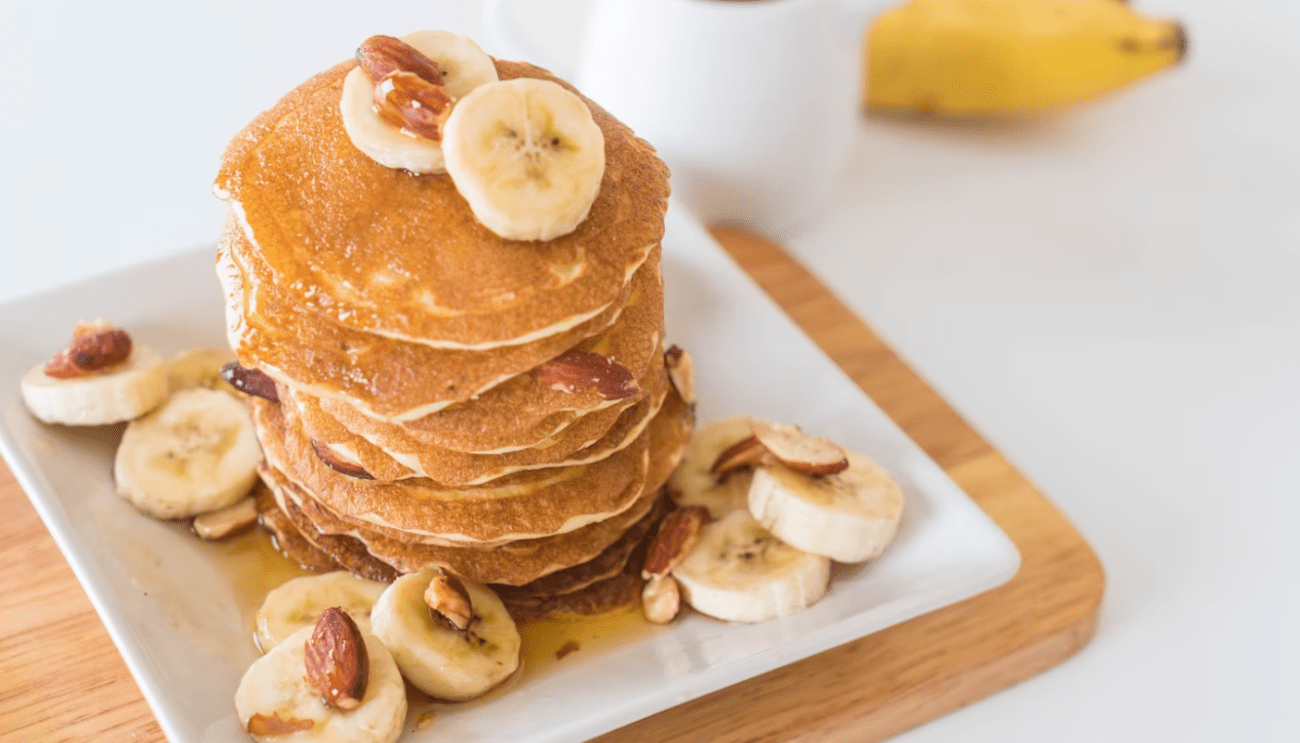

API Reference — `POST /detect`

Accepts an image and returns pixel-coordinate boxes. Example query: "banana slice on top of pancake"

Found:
[341,31,499,174]
[442,77,606,241]
[370,568,520,701]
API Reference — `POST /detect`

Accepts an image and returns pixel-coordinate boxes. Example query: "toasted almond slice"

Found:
[304,608,369,710]
[423,568,474,632]
[751,421,848,476]
[642,574,682,624]
[642,506,710,579]
[193,497,258,540]
[709,434,767,478]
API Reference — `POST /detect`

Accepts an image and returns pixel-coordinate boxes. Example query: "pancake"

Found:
[289,383,692,550]
[493,495,669,599]
[258,469,399,583]
[253,482,340,574]
[253,397,652,542]
[215,59,670,350]
[220,221,664,420]
[264,459,668,586]
[296,379,667,485]
[500,568,644,623]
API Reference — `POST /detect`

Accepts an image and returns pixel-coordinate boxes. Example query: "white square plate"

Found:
[0,203,1019,743]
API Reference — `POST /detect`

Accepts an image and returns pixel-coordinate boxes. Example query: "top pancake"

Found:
[215,59,671,350]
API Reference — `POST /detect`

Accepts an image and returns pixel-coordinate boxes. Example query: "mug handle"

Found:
[481,0,579,80]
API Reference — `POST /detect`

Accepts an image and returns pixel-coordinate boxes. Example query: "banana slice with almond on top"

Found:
[746,422,904,564]
[20,321,167,426]
[341,32,499,174]
[654,418,905,624]
[235,607,407,743]
[370,567,521,701]
[341,31,608,242]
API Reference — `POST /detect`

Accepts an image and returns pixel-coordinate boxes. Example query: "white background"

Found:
[1,0,1296,741]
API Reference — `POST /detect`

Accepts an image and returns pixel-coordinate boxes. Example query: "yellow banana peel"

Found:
[866,0,1187,117]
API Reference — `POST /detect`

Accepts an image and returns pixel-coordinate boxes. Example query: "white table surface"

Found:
[1,1,1295,741]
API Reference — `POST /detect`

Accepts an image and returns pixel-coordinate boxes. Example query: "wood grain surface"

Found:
[0,228,1103,743]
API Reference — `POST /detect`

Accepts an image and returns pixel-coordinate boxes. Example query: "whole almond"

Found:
[372,71,454,142]
[533,351,639,400]
[356,35,443,85]
[220,362,279,402]
[642,506,710,579]
[642,574,682,624]
[44,325,132,379]
[304,608,369,710]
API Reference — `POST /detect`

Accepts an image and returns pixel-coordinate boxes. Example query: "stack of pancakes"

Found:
[213,58,691,621]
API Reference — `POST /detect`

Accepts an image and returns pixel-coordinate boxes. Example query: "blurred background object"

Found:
[867,0,1186,117]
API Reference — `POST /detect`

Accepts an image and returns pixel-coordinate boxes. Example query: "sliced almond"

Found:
[193,497,258,540]
[424,567,473,632]
[373,71,454,141]
[219,362,279,402]
[664,345,695,406]
[304,608,369,710]
[44,323,132,379]
[709,434,768,478]
[311,440,375,480]
[532,351,639,400]
[641,574,681,624]
[751,421,849,476]
[642,506,709,579]
[356,35,444,85]
[247,712,314,736]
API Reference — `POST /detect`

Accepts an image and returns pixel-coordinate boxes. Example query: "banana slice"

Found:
[666,416,757,518]
[341,30,498,174]
[166,347,243,400]
[20,345,166,426]
[234,623,406,743]
[255,572,390,653]
[672,510,830,624]
[370,568,520,701]
[113,388,261,519]
[749,449,904,564]
[442,78,606,241]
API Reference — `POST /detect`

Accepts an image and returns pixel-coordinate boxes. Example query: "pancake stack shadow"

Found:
[213,58,692,621]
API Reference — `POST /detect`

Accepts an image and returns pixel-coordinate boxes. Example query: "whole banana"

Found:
[866,0,1187,117]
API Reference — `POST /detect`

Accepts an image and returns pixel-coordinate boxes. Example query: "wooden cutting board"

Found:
[0,228,1103,743]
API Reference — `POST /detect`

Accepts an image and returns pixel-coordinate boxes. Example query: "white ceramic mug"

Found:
[483,0,887,239]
